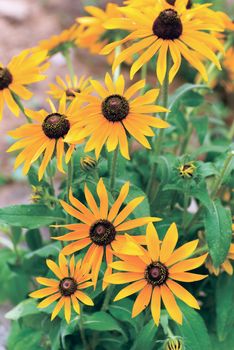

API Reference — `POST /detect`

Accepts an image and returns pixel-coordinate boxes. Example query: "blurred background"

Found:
[0,0,233,348]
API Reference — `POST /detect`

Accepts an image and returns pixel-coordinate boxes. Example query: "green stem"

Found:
[101,284,115,312]
[210,151,234,199]
[192,245,208,257]
[63,49,75,84]
[146,61,170,200]
[183,183,190,230]
[79,306,90,350]
[12,92,31,123]
[47,162,55,196]
[109,146,119,192]
[67,157,74,223]
[140,63,148,95]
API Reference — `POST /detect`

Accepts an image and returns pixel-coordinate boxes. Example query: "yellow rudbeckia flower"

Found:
[7,95,82,180]
[30,254,94,324]
[106,223,208,325]
[102,0,223,84]
[0,49,48,120]
[53,178,161,289]
[64,73,169,160]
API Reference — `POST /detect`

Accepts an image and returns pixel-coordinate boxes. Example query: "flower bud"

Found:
[80,156,97,172]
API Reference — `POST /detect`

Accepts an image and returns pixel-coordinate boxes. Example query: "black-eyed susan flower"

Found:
[54,178,161,289]
[64,73,169,159]
[0,49,48,120]
[105,223,207,325]
[37,24,82,55]
[223,48,234,93]
[48,74,92,100]
[102,0,223,84]
[29,254,94,323]
[7,95,82,180]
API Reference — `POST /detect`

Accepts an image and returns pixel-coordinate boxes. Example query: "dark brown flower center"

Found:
[167,0,192,9]
[90,220,116,246]
[42,113,70,139]
[145,262,168,286]
[152,9,183,40]
[66,88,81,98]
[59,278,77,296]
[101,94,129,122]
[0,67,13,90]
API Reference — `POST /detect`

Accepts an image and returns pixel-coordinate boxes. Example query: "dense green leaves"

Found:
[0,204,65,228]
[5,299,39,320]
[177,303,212,350]
[130,320,157,350]
[216,274,234,341]
[204,199,232,267]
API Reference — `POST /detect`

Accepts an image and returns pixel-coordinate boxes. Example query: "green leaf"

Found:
[84,311,126,338]
[26,242,61,259]
[192,145,228,157]
[182,91,204,107]
[109,299,142,333]
[25,229,43,250]
[204,199,232,267]
[7,322,44,350]
[192,116,208,145]
[168,83,208,114]
[216,274,234,341]
[177,302,212,350]
[130,319,157,350]
[5,299,39,320]
[0,204,65,229]
[11,227,22,246]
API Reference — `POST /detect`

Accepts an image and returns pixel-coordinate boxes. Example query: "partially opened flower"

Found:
[64,73,169,159]
[48,74,92,100]
[106,223,207,325]
[0,49,48,120]
[102,0,223,84]
[37,24,82,55]
[29,254,94,323]
[54,178,161,289]
[205,244,234,276]
[7,95,82,180]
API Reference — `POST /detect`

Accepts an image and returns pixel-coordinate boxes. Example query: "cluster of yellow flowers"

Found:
[1,0,233,326]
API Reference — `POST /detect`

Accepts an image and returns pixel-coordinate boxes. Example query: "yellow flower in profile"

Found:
[29,254,94,324]
[164,337,184,350]
[223,48,234,93]
[48,75,92,100]
[7,95,82,180]
[38,24,82,54]
[0,49,48,120]
[124,0,192,9]
[105,223,207,325]
[54,178,161,289]
[64,73,169,159]
[102,0,223,84]
[76,3,122,57]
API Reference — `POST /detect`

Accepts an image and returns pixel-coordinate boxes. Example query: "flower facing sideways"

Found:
[48,74,92,100]
[64,73,169,159]
[0,49,48,120]
[29,254,94,324]
[7,95,82,180]
[105,223,207,325]
[102,0,223,84]
[54,178,161,289]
